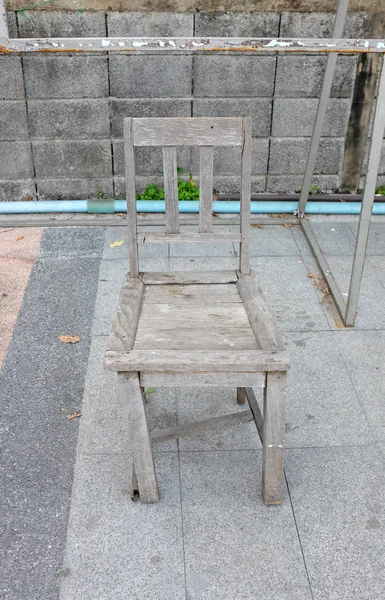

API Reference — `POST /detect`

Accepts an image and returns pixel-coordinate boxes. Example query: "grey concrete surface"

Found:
[0,227,105,600]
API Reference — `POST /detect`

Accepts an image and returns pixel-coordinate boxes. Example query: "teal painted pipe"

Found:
[0,199,385,215]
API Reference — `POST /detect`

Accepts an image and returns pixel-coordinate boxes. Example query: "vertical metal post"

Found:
[0,0,9,39]
[345,57,385,326]
[297,0,349,216]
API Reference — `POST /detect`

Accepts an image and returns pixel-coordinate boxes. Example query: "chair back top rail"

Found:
[124,116,251,275]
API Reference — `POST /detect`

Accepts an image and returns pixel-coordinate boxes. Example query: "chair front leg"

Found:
[262,371,287,505]
[119,372,159,503]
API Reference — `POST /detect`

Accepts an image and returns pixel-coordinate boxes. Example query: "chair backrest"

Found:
[124,116,252,277]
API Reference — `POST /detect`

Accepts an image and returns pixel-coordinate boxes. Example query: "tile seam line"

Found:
[285,471,315,600]
[336,338,378,446]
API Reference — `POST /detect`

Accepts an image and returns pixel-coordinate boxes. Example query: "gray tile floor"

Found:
[59,217,385,600]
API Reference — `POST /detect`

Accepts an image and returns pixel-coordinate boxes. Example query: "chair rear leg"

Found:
[237,387,246,405]
[119,372,159,503]
[262,372,287,505]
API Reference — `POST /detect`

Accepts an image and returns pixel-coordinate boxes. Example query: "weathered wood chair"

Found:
[104,117,290,505]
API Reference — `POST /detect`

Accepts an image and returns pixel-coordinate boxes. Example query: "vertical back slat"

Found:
[124,118,139,278]
[240,117,252,275]
[199,146,214,233]
[162,147,179,233]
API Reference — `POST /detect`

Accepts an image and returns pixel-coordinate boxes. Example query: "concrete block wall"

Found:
[1,9,384,200]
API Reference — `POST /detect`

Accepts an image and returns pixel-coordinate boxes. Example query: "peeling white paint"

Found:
[158,40,165,47]
[79,43,83,47]
[52,42,59,47]
[264,39,278,47]
[168,40,176,47]
[297,41,305,46]
[118,41,125,47]
[101,39,111,47]
[264,39,293,48]
[327,43,337,47]
[132,41,148,47]
[377,42,385,49]
[192,41,204,47]
[267,444,284,448]
[364,40,369,48]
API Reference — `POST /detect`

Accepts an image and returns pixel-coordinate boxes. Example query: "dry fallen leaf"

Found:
[16,235,24,241]
[252,224,264,229]
[283,224,294,228]
[68,412,81,420]
[307,273,316,279]
[109,240,125,248]
[59,335,80,344]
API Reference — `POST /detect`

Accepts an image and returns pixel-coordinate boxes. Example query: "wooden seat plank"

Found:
[105,349,291,372]
[134,326,258,351]
[138,303,250,330]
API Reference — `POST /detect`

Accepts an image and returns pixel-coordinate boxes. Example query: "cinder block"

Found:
[37,178,114,200]
[112,140,191,176]
[107,12,193,36]
[109,55,192,98]
[0,142,34,178]
[280,11,367,38]
[28,99,110,139]
[193,56,275,98]
[275,56,356,98]
[32,140,112,178]
[0,180,36,202]
[110,99,192,138]
[193,98,272,137]
[23,56,109,99]
[6,12,18,37]
[272,98,351,137]
[191,138,269,175]
[266,174,340,193]
[195,11,279,36]
[17,10,106,37]
[0,57,24,100]
[213,176,266,194]
[0,101,29,140]
[268,138,345,175]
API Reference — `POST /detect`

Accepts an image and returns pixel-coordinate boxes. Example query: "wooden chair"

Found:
[104,117,290,505]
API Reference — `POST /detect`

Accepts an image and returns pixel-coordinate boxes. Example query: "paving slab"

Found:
[180,451,312,600]
[291,221,357,256]
[177,387,262,451]
[247,224,300,257]
[325,256,385,330]
[349,221,385,256]
[334,330,385,429]
[286,446,385,600]
[60,453,185,600]
[284,332,373,448]
[170,256,238,271]
[251,256,331,331]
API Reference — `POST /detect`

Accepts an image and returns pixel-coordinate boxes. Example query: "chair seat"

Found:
[104,272,290,374]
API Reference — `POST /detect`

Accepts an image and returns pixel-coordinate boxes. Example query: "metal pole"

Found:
[345,57,385,326]
[0,0,9,39]
[297,0,349,216]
